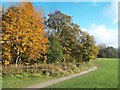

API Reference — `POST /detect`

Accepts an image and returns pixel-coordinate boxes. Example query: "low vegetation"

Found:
[2,61,94,88]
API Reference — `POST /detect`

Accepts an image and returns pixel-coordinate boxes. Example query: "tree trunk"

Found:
[15,49,20,66]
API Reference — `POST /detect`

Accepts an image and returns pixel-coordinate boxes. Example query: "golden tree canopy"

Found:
[2,2,48,64]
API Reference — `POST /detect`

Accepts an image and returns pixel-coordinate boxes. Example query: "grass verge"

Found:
[48,58,118,88]
[2,61,94,88]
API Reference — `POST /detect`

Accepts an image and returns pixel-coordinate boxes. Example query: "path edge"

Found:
[26,66,98,89]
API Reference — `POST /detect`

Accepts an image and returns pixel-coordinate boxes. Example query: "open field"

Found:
[48,58,118,88]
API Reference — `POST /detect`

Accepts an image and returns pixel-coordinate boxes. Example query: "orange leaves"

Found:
[22,43,26,46]
[2,2,48,64]
[3,36,7,41]
[3,60,10,66]
[3,51,12,61]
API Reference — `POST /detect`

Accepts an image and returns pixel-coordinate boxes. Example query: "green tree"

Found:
[45,11,81,62]
[47,34,64,63]
[45,10,99,62]
[78,31,99,61]
[97,44,118,58]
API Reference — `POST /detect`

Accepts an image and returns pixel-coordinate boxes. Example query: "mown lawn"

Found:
[48,58,118,88]
[2,76,55,88]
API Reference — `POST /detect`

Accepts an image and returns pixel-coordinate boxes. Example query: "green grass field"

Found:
[48,58,118,88]
[2,76,55,88]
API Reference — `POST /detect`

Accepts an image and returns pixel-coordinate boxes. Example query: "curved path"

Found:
[25,66,97,89]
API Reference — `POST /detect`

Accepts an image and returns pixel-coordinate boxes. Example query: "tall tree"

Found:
[47,34,64,63]
[79,31,99,61]
[45,11,99,62]
[2,2,48,65]
[45,11,81,62]
[44,10,72,36]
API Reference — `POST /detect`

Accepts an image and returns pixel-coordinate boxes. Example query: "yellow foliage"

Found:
[4,60,10,65]
[2,2,48,64]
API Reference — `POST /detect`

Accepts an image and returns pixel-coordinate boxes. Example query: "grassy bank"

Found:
[2,76,54,88]
[48,58,118,88]
[2,61,94,88]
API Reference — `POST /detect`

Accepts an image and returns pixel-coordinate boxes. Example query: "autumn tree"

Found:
[45,10,99,62]
[45,11,80,62]
[59,23,81,62]
[2,2,48,65]
[78,31,99,61]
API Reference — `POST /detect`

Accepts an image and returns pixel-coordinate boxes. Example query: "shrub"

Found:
[2,64,24,75]
[2,61,94,78]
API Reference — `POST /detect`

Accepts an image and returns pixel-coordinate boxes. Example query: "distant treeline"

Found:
[97,44,118,58]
